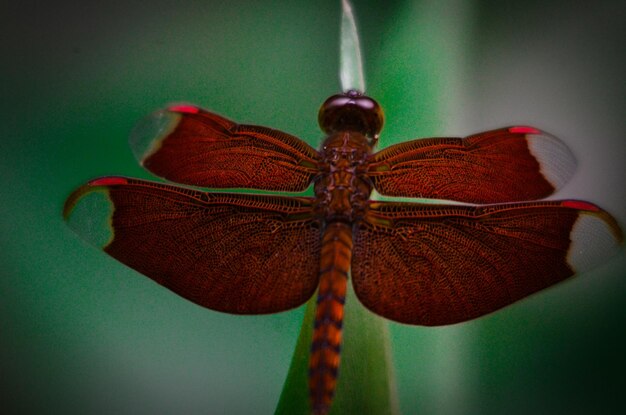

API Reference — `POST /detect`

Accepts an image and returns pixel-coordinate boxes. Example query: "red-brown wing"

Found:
[130,105,321,191]
[63,177,322,314]
[368,127,576,203]
[352,200,623,326]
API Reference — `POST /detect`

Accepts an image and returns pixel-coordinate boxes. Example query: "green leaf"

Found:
[339,0,365,92]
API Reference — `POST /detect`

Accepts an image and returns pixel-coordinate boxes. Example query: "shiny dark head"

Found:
[318,90,384,141]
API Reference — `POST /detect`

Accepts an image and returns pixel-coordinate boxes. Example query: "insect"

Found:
[64,90,623,415]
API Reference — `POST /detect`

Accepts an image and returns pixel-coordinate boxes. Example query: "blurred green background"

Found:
[2,1,625,414]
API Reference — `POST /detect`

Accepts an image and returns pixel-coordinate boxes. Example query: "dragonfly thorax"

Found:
[314,131,372,222]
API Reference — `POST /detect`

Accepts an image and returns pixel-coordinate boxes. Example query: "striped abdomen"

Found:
[309,221,353,415]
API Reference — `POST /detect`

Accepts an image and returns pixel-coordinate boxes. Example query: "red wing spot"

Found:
[509,126,541,134]
[89,177,129,186]
[562,200,600,211]
[168,104,200,114]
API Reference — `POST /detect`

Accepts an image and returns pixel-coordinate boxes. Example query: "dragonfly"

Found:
[64,90,623,415]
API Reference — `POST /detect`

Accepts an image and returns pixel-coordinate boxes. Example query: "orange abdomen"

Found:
[309,221,353,415]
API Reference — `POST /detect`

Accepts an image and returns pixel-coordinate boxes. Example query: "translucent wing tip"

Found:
[519,127,577,192]
[63,178,120,249]
[128,108,183,166]
[566,203,624,274]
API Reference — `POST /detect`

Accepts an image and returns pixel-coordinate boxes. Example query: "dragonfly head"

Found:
[318,90,384,144]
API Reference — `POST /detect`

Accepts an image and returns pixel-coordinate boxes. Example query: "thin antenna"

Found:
[340,0,365,93]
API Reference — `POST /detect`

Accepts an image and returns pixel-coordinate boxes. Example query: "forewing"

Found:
[64,177,322,314]
[352,200,623,325]
[130,105,321,191]
[368,127,576,203]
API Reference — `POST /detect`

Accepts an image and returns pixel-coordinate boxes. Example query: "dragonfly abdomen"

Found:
[309,221,352,415]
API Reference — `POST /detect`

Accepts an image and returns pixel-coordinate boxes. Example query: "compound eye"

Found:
[318,90,384,139]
